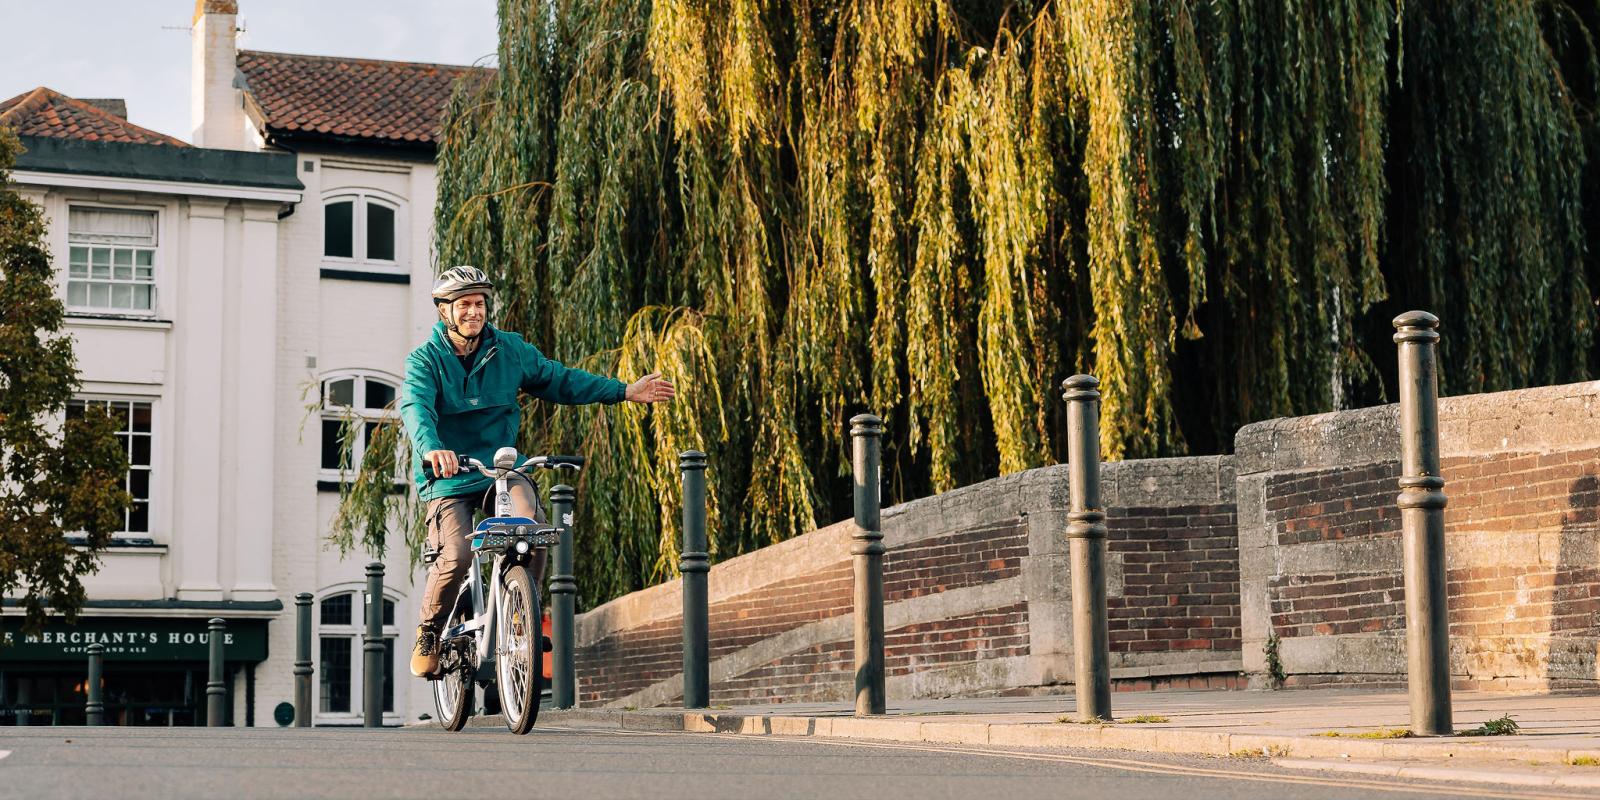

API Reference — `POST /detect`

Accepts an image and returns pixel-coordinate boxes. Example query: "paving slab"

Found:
[1274,757,1600,790]
[530,687,1600,770]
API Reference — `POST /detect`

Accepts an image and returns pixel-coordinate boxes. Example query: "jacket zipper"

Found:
[468,346,498,378]
[462,345,499,398]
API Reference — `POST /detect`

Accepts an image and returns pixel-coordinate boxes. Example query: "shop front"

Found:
[0,616,268,726]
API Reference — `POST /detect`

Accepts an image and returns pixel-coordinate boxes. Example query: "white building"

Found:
[0,0,487,727]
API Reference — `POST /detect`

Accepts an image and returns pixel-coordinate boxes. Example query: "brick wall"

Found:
[576,521,1032,707]
[884,522,1028,602]
[1238,382,1600,690]
[573,457,1244,708]
[571,382,1599,704]
[576,561,853,706]
[1266,462,1400,545]
[1108,503,1240,655]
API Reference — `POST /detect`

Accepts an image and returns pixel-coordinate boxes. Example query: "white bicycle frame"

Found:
[439,449,568,680]
[446,549,504,678]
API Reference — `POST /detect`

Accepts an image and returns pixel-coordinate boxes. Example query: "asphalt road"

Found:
[0,723,1588,800]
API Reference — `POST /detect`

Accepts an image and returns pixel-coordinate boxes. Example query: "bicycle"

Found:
[422,446,582,734]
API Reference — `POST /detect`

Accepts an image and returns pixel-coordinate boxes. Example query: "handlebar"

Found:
[422,452,585,480]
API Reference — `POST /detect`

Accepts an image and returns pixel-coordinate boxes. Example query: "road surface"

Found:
[0,723,1587,800]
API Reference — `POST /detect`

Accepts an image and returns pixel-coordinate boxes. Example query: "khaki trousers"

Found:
[419,482,546,630]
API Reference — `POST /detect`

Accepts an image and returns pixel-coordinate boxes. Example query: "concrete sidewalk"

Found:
[523,688,1600,789]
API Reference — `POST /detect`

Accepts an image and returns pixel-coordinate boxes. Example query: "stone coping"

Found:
[1234,380,1600,475]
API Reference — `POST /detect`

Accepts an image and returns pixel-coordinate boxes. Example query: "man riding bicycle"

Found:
[401,266,675,677]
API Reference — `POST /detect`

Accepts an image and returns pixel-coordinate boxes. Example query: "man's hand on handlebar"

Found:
[424,449,461,478]
[423,451,581,480]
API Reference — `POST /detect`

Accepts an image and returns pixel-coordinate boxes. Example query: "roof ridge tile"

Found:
[238,48,490,73]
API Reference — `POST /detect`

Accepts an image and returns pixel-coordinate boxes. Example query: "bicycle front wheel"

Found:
[496,564,543,734]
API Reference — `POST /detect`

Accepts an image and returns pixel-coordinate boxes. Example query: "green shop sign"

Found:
[0,617,269,662]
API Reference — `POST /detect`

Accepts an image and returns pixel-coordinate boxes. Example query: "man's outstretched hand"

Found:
[625,373,677,404]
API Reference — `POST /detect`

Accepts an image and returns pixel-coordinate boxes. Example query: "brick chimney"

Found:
[190,0,247,148]
[81,99,129,119]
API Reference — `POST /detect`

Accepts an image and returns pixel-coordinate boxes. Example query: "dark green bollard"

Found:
[680,451,710,709]
[850,414,886,717]
[85,643,105,726]
[550,484,577,709]
[1394,311,1453,736]
[294,592,313,726]
[206,618,226,726]
[1062,375,1113,722]
[364,562,384,727]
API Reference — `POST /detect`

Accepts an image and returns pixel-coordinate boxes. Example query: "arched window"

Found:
[315,587,399,722]
[322,191,402,272]
[319,371,400,482]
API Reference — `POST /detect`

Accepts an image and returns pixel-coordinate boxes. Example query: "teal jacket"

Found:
[401,322,626,501]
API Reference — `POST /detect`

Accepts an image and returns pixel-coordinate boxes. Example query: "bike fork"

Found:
[473,555,506,678]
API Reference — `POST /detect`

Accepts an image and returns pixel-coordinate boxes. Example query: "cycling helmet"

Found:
[432,266,495,343]
[432,265,495,305]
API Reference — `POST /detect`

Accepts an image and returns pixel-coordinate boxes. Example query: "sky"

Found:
[0,1,500,143]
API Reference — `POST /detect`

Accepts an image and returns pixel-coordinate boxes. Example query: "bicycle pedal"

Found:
[542,635,552,653]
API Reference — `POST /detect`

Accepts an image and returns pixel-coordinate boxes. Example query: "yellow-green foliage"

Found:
[330,0,1600,608]
[1314,728,1414,739]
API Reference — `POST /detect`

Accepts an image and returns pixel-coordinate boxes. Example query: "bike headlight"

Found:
[515,540,530,555]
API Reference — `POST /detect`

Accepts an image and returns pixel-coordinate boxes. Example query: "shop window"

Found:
[322,191,401,271]
[0,666,201,726]
[316,590,397,720]
[67,398,154,533]
[319,372,400,481]
[65,206,158,315]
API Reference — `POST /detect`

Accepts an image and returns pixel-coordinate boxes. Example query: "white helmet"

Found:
[433,266,494,342]
[432,265,495,305]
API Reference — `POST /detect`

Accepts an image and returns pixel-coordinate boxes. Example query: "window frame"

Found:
[319,190,404,274]
[318,370,403,484]
[312,586,401,726]
[66,395,157,536]
[63,203,162,317]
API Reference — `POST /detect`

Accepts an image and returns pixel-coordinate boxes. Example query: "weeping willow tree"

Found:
[332,0,1598,608]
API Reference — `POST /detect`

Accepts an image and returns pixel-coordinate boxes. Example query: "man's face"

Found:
[446,294,487,337]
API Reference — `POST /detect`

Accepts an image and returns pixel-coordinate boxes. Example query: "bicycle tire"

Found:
[432,595,475,731]
[495,564,543,734]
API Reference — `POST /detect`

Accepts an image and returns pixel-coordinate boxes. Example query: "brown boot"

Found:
[409,623,439,677]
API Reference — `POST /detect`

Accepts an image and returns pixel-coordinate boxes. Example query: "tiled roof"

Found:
[0,88,189,147]
[236,50,490,149]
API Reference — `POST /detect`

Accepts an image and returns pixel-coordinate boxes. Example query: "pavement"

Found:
[499,688,1600,791]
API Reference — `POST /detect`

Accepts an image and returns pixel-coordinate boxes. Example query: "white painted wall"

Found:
[24,153,438,726]
[257,147,438,726]
[8,3,452,728]
[14,167,300,624]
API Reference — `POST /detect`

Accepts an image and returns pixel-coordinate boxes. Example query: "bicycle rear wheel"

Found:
[432,595,475,731]
[496,564,543,734]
